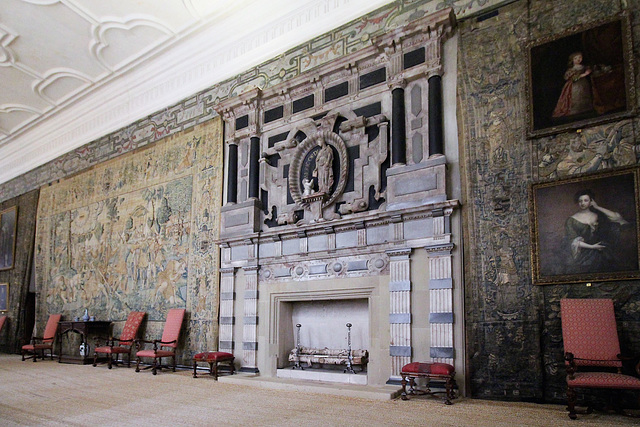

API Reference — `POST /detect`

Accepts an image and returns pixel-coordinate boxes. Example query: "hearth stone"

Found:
[277,367,368,385]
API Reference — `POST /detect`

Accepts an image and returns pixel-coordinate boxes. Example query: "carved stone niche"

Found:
[288,131,349,223]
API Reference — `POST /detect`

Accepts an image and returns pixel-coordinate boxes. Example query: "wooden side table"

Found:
[58,320,111,364]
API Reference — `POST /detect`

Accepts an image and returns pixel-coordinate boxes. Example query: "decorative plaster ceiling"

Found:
[0,0,396,186]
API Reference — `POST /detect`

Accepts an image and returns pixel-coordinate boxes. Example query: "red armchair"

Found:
[135,308,185,375]
[21,314,62,362]
[93,311,145,369]
[561,298,640,419]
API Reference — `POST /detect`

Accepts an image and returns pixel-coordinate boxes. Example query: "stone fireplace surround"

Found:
[272,291,370,384]
[215,8,460,388]
[218,204,457,386]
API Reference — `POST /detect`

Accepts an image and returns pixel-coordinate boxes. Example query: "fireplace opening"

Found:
[277,298,369,384]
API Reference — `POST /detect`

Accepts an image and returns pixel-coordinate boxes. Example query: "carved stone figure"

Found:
[313,138,333,194]
[302,178,314,196]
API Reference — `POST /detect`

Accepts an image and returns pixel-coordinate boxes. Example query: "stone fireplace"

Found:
[215,9,463,389]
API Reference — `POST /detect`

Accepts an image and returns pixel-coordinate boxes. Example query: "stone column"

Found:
[248,136,261,200]
[218,267,236,353]
[391,83,406,166]
[226,142,238,204]
[428,74,444,157]
[386,248,412,380]
[426,242,454,365]
[241,265,259,372]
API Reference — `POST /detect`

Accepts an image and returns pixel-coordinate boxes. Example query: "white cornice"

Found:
[0,0,396,185]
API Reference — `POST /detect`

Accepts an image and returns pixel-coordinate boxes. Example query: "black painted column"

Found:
[428,74,444,156]
[391,86,406,166]
[226,142,238,204]
[248,136,260,200]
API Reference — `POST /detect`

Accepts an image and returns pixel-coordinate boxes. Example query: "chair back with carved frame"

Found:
[93,311,146,368]
[135,308,185,375]
[21,314,61,362]
[560,298,640,419]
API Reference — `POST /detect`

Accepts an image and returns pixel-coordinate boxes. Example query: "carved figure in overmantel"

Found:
[313,138,334,194]
[302,178,314,196]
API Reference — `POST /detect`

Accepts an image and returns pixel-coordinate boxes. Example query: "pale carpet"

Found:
[0,354,636,426]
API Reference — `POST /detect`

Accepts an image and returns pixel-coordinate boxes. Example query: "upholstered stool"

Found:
[192,352,235,380]
[400,362,457,405]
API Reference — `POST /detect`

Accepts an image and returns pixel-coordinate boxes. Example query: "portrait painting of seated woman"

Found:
[531,169,639,284]
[563,189,629,274]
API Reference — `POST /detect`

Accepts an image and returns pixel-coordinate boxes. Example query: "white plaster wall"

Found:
[444,31,466,396]
[444,34,460,199]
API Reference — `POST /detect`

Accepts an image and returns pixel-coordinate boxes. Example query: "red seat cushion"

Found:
[401,362,455,376]
[568,372,640,390]
[22,343,52,351]
[136,349,175,358]
[194,351,234,362]
[95,346,131,354]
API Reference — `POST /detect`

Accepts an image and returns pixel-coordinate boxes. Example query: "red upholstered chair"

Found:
[21,314,62,362]
[561,298,640,419]
[135,308,185,375]
[93,311,145,369]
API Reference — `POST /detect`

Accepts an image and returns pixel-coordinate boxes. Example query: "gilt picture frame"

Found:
[530,168,640,285]
[526,14,635,138]
[0,206,17,271]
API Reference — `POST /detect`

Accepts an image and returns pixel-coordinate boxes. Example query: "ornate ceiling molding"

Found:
[0,0,398,185]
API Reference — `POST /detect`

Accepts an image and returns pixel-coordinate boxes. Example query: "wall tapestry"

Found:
[530,167,640,285]
[527,14,635,138]
[35,118,223,359]
[0,206,17,271]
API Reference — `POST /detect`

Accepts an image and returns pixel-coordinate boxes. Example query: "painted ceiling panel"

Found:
[97,22,172,71]
[0,108,38,135]
[3,0,100,76]
[79,0,196,32]
[0,66,48,108]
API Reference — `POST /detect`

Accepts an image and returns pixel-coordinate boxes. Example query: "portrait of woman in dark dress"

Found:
[564,189,629,274]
